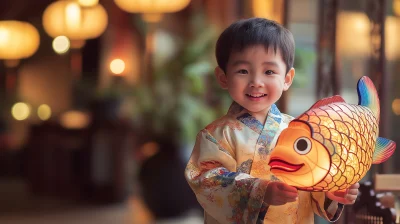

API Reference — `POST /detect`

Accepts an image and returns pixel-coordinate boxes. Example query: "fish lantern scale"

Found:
[269,76,396,192]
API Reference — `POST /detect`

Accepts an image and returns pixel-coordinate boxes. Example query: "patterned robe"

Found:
[185,102,343,223]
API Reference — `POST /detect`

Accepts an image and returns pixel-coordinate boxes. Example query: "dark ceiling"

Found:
[0,0,55,21]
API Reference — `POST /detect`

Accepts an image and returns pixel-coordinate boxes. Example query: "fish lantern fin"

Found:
[308,95,346,110]
[372,137,396,164]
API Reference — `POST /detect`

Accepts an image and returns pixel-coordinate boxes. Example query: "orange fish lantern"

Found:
[268,76,396,192]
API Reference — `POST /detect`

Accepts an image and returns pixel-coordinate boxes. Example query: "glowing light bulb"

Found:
[38,104,52,120]
[52,36,70,54]
[11,102,30,121]
[110,59,125,75]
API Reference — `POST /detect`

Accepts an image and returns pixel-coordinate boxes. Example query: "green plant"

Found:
[293,47,316,88]
[130,12,231,146]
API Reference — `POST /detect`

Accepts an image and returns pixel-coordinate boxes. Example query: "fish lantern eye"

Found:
[294,137,312,155]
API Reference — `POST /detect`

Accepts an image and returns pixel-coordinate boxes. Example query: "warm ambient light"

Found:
[392,99,400,116]
[0,21,40,60]
[141,142,160,158]
[60,110,90,129]
[394,0,400,16]
[110,59,125,75]
[52,36,70,54]
[37,104,52,121]
[43,0,108,41]
[11,102,31,121]
[251,0,282,23]
[78,0,99,7]
[114,0,190,22]
[337,12,370,57]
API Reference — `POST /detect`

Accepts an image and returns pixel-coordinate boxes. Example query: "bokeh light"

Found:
[11,102,31,121]
[392,99,400,116]
[60,110,90,129]
[394,0,400,16]
[52,36,70,54]
[141,142,160,158]
[110,59,125,75]
[37,104,52,121]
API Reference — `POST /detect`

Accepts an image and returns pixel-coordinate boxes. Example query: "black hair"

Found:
[215,17,295,74]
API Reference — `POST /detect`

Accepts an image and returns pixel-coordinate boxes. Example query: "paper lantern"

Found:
[78,0,99,7]
[252,0,283,24]
[386,16,400,60]
[114,0,190,14]
[0,21,40,60]
[114,0,190,22]
[337,12,370,58]
[269,76,396,192]
[394,0,400,16]
[42,0,108,40]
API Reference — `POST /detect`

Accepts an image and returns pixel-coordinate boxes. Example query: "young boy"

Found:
[184,18,359,223]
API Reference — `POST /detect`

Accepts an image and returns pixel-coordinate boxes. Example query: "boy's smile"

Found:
[246,93,267,101]
[215,45,295,123]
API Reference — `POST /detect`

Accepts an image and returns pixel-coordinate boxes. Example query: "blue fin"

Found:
[372,137,396,164]
[357,76,380,118]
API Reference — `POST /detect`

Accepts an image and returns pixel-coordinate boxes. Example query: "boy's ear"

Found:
[283,68,295,91]
[215,66,228,89]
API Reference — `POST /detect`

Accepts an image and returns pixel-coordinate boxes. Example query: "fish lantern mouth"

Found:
[269,157,304,172]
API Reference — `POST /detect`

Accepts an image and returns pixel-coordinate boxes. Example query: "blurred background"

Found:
[0,0,399,223]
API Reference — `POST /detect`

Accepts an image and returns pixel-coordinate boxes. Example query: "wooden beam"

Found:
[316,0,340,99]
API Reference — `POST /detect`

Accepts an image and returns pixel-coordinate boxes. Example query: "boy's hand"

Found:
[325,182,360,205]
[264,182,298,206]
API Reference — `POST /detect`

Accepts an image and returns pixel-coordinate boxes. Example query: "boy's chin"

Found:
[245,105,272,114]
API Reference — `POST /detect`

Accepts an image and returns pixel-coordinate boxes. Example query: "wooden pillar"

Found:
[204,0,240,28]
[277,0,290,113]
[367,0,390,173]
[316,0,339,100]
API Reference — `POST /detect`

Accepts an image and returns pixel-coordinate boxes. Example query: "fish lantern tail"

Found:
[357,76,397,164]
[357,76,380,120]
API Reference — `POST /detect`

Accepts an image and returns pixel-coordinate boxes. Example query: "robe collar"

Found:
[228,101,284,180]
[227,101,282,136]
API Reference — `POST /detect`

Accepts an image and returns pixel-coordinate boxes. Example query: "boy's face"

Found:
[215,45,294,118]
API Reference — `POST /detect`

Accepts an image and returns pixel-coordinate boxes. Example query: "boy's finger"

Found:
[277,182,298,193]
[345,194,357,201]
[333,189,348,198]
[348,189,358,195]
[349,183,360,189]
[277,191,298,200]
[282,195,298,202]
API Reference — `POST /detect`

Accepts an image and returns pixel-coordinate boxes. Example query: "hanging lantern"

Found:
[385,16,400,61]
[337,12,371,58]
[268,76,396,192]
[394,0,400,16]
[252,0,283,24]
[42,0,108,41]
[78,0,99,7]
[0,21,40,60]
[114,0,191,22]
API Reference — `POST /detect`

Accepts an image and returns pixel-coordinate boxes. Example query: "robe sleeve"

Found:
[185,129,269,224]
[310,192,344,222]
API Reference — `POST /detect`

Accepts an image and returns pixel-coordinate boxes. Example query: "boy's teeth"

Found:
[247,94,266,97]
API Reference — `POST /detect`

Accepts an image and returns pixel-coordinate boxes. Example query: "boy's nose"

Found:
[249,78,264,88]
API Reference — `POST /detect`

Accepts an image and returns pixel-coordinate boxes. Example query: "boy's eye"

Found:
[265,70,274,75]
[237,69,248,74]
